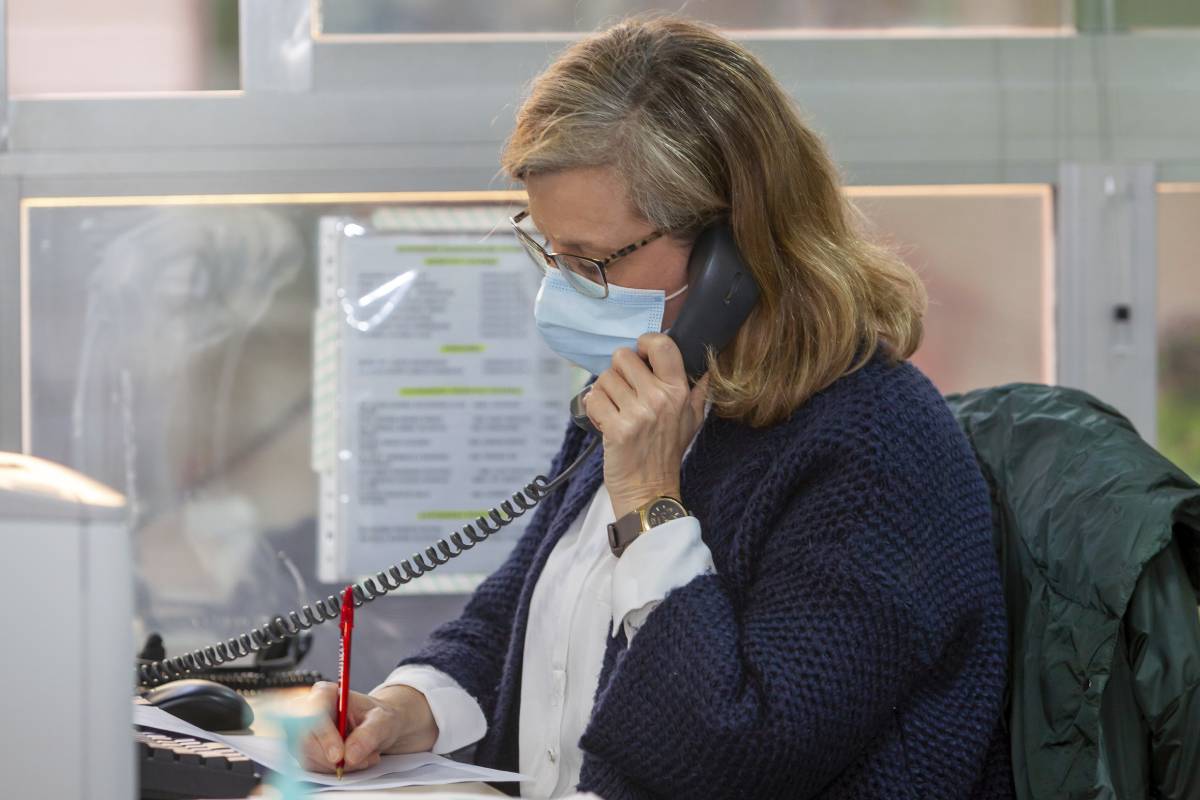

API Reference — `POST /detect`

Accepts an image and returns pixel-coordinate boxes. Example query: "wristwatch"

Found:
[607,496,689,557]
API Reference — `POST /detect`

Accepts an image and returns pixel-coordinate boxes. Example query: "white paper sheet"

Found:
[133,703,525,791]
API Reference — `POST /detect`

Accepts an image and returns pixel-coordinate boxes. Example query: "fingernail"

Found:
[345,745,361,764]
[326,745,339,762]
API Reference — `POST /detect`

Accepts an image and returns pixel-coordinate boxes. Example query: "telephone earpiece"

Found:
[667,221,760,382]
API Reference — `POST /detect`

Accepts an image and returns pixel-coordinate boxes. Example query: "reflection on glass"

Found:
[317,0,1071,36]
[849,185,1054,396]
[1157,184,1200,480]
[28,203,313,653]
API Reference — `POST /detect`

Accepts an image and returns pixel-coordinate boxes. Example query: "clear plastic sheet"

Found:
[318,213,580,587]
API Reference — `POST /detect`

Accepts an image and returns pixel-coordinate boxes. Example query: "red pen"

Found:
[335,585,355,780]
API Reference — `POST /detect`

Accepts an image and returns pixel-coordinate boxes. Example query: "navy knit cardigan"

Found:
[399,351,1013,798]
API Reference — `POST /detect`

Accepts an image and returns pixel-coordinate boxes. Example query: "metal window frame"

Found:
[3,0,1199,449]
[1057,163,1159,441]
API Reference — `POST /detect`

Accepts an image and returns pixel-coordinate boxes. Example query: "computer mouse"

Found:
[143,678,254,732]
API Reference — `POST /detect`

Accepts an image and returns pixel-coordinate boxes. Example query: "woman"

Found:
[300,15,1012,799]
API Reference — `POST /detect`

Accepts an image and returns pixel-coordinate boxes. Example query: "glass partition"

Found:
[21,192,527,688]
[8,0,238,95]
[316,0,1072,37]
[849,185,1055,395]
[1157,184,1200,481]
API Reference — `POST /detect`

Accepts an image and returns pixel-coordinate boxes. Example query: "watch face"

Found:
[646,498,687,527]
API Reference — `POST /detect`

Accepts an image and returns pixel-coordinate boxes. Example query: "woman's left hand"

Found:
[584,333,709,519]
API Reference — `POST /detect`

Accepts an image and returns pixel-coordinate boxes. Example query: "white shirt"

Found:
[377,477,714,798]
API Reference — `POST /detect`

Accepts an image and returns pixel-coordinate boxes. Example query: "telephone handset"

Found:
[570,221,760,434]
[138,221,759,686]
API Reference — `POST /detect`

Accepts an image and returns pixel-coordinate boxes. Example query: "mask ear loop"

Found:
[665,284,689,301]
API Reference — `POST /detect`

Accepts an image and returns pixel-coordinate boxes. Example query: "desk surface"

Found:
[245,691,506,798]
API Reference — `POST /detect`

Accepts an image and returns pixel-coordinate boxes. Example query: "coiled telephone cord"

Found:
[138,437,599,686]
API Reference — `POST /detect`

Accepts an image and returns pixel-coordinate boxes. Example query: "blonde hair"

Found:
[502,15,926,427]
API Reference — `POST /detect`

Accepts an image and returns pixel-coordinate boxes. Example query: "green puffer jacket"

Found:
[946,384,1200,800]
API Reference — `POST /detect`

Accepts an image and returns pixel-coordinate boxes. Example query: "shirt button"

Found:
[547,748,558,764]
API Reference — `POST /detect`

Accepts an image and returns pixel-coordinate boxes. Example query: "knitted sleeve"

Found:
[395,421,581,724]
[576,471,926,798]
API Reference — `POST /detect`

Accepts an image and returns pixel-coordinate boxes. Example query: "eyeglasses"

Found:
[509,208,665,299]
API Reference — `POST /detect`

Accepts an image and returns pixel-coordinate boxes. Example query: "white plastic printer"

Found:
[0,452,133,799]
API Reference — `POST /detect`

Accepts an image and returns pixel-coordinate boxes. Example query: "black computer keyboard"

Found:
[136,730,262,799]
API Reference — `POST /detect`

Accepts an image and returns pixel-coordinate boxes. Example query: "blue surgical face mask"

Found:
[533,270,688,375]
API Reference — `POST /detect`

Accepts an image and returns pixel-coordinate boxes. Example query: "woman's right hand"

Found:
[297,681,439,773]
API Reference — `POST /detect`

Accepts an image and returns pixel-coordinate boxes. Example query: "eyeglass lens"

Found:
[514,222,607,298]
